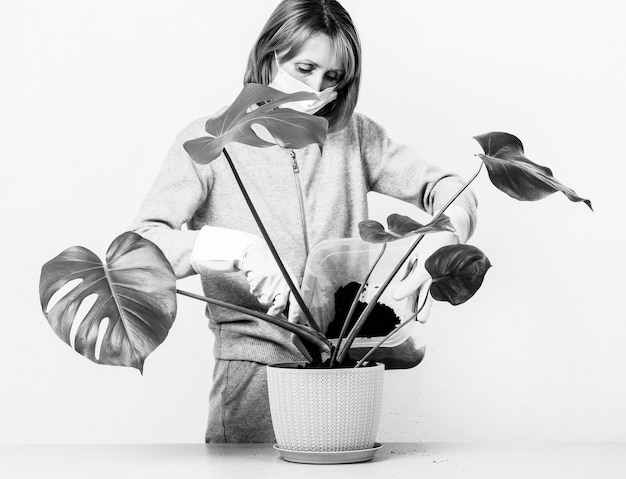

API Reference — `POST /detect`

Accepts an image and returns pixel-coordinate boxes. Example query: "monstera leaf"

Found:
[359,214,455,244]
[473,132,593,210]
[39,232,177,372]
[183,83,329,164]
[425,244,491,306]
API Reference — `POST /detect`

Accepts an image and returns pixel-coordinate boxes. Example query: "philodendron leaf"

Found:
[473,132,593,211]
[387,213,455,237]
[39,232,177,373]
[358,214,455,244]
[183,83,329,165]
[425,244,491,306]
[358,220,395,243]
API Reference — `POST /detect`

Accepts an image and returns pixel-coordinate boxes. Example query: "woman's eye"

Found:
[296,65,313,74]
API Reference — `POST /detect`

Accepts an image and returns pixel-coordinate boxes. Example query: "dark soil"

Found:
[294,356,377,369]
[325,282,401,339]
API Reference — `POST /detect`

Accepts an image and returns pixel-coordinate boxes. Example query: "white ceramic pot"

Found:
[267,362,384,452]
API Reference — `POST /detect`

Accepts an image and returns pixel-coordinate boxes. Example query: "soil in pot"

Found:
[325,281,401,339]
[296,356,377,369]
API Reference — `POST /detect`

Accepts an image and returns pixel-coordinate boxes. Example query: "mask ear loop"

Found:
[270,51,284,87]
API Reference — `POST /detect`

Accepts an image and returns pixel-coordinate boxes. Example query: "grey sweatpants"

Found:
[205,359,276,443]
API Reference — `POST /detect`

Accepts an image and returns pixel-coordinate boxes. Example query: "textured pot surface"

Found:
[267,363,384,452]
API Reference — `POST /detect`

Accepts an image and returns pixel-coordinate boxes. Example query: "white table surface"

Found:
[1,443,625,479]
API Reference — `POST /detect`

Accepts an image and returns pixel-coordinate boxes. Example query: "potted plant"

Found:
[39,84,591,463]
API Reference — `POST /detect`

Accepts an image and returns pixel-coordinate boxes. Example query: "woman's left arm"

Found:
[358,113,477,236]
[358,113,478,316]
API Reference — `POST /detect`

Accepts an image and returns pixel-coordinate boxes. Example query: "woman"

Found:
[131,0,477,443]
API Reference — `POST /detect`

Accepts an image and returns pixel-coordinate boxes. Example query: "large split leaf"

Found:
[425,244,491,306]
[39,232,177,373]
[183,83,329,164]
[473,132,593,210]
[358,213,455,244]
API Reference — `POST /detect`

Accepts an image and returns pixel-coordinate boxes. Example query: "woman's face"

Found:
[276,33,345,92]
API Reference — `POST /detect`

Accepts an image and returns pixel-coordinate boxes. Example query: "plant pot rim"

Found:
[268,362,384,371]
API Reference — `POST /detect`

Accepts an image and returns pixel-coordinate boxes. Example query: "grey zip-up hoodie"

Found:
[130,112,478,365]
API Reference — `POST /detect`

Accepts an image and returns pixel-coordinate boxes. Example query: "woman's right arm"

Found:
[129,117,211,279]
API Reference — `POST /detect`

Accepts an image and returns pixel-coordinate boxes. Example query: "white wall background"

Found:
[1,0,623,444]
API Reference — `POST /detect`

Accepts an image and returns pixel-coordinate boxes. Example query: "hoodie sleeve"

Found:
[129,117,212,278]
[357,113,478,239]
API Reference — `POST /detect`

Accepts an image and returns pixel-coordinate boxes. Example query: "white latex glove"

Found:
[391,206,471,323]
[239,239,299,318]
[190,226,299,318]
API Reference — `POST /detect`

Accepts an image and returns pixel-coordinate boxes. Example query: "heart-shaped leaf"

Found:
[425,244,491,305]
[473,132,593,211]
[183,83,328,164]
[39,232,177,373]
[358,220,396,243]
[387,213,455,237]
[358,214,455,244]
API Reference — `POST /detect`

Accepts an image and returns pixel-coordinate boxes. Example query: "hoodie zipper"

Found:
[288,150,310,256]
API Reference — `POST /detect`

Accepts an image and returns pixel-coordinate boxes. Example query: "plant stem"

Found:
[336,236,424,364]
[354,295,428,368]
[222,147,321,333]
[336,162,483,364]
[176,289,331,358]
[329,243,387,368]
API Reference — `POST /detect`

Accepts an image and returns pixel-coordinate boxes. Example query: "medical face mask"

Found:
[269,53,338,115]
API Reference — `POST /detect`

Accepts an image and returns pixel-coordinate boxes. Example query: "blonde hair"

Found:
[244,0,361,132]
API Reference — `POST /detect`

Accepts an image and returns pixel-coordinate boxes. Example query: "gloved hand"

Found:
[239,238,300,318]
[190,226,299,318]
[391,206,471,323]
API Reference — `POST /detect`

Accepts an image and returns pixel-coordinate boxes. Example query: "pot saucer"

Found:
[273,443,383,464]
